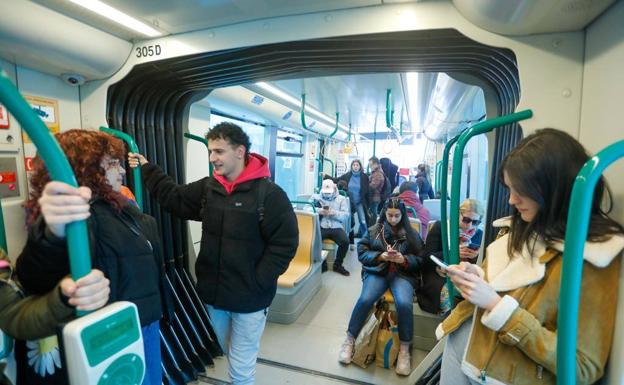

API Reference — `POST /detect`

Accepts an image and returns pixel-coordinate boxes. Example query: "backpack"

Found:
[381,174,392,202]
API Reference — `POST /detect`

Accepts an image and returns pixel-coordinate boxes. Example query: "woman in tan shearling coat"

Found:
[438,129,624,385]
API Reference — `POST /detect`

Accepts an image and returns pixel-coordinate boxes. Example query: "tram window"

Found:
[275,130,304,200]
[210,114,267,157]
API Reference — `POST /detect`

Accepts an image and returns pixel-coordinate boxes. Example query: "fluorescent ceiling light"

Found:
[67,0,162,37]
[405,72,420,133]
[255,82,349,132]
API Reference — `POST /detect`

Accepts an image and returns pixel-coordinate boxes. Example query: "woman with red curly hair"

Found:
[15,129,166,385]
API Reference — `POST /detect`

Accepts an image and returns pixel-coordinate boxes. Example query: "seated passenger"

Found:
[16,130,168,385]
[418,198,484,315]
[438,129,624,385]
[397,181,431,238]
[339,198,424,376]
[315,179,351,276]
[0,248,110,341]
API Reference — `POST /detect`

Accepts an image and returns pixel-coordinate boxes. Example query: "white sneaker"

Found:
[395,349,411,376]
[338,339,355,364]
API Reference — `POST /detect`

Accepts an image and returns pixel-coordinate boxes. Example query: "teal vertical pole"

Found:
[440,134,461,266]
[435,160,443,193]
[0,71,91,313]
[557,140,624,385]
[99,127,143,212]
[0,200,6,252]
[184,132,212,177]
[448,110,532,302]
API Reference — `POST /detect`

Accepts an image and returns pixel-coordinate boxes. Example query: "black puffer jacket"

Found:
[357,222,424,288]
[142,163,299,313]
[16,200,167,326]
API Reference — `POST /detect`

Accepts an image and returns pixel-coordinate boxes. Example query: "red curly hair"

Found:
[25,129,128,225]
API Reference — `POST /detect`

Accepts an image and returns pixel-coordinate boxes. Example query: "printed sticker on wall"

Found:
[22,96,60,143]
[251,95,264,105]
[0,104,9,129]
[282,111,292,120]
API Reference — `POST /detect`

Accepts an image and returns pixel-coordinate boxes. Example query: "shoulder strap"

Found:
[257,178,270,222]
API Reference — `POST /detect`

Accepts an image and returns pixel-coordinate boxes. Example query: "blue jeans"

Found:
[354,203,368,236]
[141,321,162,385]
[206,305,268,385]
[440,318,480,385]
[347,273,414,342]
[368,201,381,223]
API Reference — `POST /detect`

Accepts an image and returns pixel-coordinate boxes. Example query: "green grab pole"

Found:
[405,206,418,220]
[100,127,143,212]
[0,199,6,252]
[339,190,348,197]
[440,134,461,266]
[448,110,533,303]
[434,161,442,193]
[290,201,317,213]
[557,140,624,385]
[0,71,91,304]
[385,89,392,127]
[323,159,335,178]
[301,94,323,136]
[184,132,212,177]
[329,112,339,138]
[347,124,352,142]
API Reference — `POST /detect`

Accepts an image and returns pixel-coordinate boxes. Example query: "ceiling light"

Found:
[405,72,421,133]
[255,82,349,132]
[67,0,162,37]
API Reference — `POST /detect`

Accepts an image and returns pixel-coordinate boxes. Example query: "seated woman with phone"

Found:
[338,197,424,376]
[417,199,484,315]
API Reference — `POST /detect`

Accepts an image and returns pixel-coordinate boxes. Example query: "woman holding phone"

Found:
[417,198,484,315]
[338,197,424,376]
[438,129,624,385]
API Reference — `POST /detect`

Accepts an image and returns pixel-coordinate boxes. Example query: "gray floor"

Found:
[198,246,431,385]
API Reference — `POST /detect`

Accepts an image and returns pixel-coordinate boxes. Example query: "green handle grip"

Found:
[0,71,91,301]
[448,110,533,302]
[184,132,212,177]
[100,127,143,211]
[556,140,624,385]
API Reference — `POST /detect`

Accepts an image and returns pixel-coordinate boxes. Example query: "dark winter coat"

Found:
[357,222,424,288]
[16,199,168,326]
[141,163,299,313]
[338,171,371,225]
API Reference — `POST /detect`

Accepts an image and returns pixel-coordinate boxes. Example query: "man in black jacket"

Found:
[129,122,298,385]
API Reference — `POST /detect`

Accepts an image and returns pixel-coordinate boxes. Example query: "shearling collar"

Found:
[487,217,624,291]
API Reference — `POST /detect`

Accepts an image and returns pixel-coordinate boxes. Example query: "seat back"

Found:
[409,217,422,236]
[277,210,321,287]
[423,199,449,222]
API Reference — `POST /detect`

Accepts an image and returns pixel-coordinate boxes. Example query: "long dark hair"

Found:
[350,159,363,173]
[378,197,422,251]
[500,128,623,254]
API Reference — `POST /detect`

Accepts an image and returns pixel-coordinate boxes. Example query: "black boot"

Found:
[333,264,350,276]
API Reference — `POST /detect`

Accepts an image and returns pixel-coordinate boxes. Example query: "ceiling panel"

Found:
[32,0,380,40]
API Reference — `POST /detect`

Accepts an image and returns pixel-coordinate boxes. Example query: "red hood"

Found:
[213,153,271,194]
[398,190,423,209]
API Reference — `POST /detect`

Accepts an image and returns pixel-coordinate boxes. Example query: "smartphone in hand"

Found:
[430,255,449,270]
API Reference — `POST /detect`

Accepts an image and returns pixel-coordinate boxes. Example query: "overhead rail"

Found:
[557,139,624,385]
[184,132,212,177]
[100,126,143,211]
[447,110,533,302]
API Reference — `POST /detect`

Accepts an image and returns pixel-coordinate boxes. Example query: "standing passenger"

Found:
[128,122,298,385]
[368,156,385,220]
[438,129,624,385]
[338,160,370,237]
[16,130,167,385]
[415,164,434,203]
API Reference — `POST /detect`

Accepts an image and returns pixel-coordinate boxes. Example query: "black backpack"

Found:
[381,174,392,202]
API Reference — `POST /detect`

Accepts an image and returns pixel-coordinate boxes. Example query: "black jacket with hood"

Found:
[141,153,299,313]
